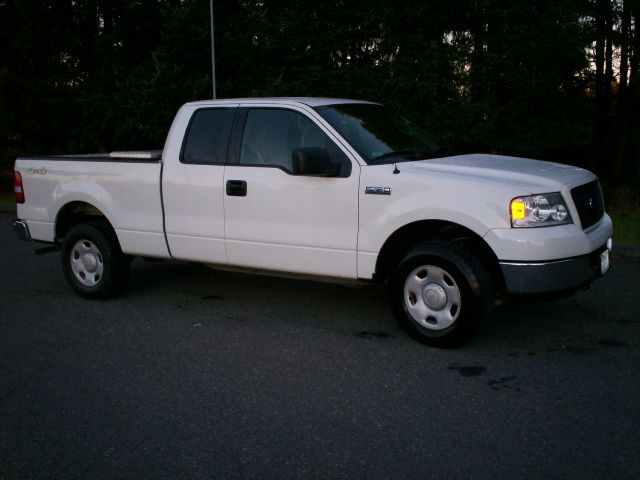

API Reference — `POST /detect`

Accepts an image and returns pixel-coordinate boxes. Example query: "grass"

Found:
[606,184,640,246]
[1,171,12,202]
[609,209,640,246]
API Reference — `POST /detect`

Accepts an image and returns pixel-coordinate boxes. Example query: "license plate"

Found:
[600,249,610,275]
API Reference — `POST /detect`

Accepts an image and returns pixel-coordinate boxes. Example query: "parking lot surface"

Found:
[1,212,639,479]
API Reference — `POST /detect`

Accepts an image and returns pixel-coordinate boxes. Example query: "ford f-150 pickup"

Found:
[12,98,613,345]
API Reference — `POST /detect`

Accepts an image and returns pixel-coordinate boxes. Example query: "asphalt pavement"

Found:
[1,212,639,479]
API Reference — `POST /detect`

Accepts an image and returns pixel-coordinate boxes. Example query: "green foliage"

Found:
[0,0,637,192]
[609,210,640,245]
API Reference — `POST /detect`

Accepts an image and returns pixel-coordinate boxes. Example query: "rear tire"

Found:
[61,221,130,299]
[390,242,493,346]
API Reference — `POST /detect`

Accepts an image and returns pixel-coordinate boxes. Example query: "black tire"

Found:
[61,220,131,299]
[389,242,493,346]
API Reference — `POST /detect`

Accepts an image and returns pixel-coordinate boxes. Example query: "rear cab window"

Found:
[181,108,236,164]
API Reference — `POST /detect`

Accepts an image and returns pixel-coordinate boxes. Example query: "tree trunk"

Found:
[622,0,640,180]
[592,0,608,172]
[615,0,632,179]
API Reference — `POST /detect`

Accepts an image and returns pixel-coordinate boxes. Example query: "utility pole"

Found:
[210,0,217,99]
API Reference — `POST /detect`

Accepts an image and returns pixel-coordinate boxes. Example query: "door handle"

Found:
[226,180,247,196]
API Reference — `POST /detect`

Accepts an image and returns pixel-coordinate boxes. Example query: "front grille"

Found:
[571,180,604,230]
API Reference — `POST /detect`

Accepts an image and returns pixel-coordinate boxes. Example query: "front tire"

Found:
[390,242,493,346]
[61,221,130,299]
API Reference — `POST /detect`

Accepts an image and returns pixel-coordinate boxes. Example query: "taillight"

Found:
[14,171,25,204]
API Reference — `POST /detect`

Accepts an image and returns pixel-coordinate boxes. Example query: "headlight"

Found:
[510,193,572,228]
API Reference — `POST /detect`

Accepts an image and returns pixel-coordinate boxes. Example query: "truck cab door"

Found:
[162,104,238,263]
[223,105,360,278]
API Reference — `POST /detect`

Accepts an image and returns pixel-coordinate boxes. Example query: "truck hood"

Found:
[402,154,595,193]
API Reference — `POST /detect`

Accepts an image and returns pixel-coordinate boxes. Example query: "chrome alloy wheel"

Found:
[403,265,462,330]
[70,239,104,287]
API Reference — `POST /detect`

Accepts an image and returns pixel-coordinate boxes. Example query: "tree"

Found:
[0,0,638,192]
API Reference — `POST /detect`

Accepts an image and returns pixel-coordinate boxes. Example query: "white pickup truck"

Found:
[12,98,612,345]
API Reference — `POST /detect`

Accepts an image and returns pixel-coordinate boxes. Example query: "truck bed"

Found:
[15,151,169,258]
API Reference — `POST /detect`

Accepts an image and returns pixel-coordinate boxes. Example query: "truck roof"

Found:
[184,97,378,108]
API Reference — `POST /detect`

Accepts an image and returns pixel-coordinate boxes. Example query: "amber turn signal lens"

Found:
[511,200,526,220]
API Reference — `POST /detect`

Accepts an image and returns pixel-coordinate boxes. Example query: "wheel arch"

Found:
[374,220,505,291]
[55,201,115,241]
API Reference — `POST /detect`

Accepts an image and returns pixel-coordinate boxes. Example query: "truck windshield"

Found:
[314,104,446,165]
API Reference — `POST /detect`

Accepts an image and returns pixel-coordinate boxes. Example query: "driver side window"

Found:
[239,108,347,173]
